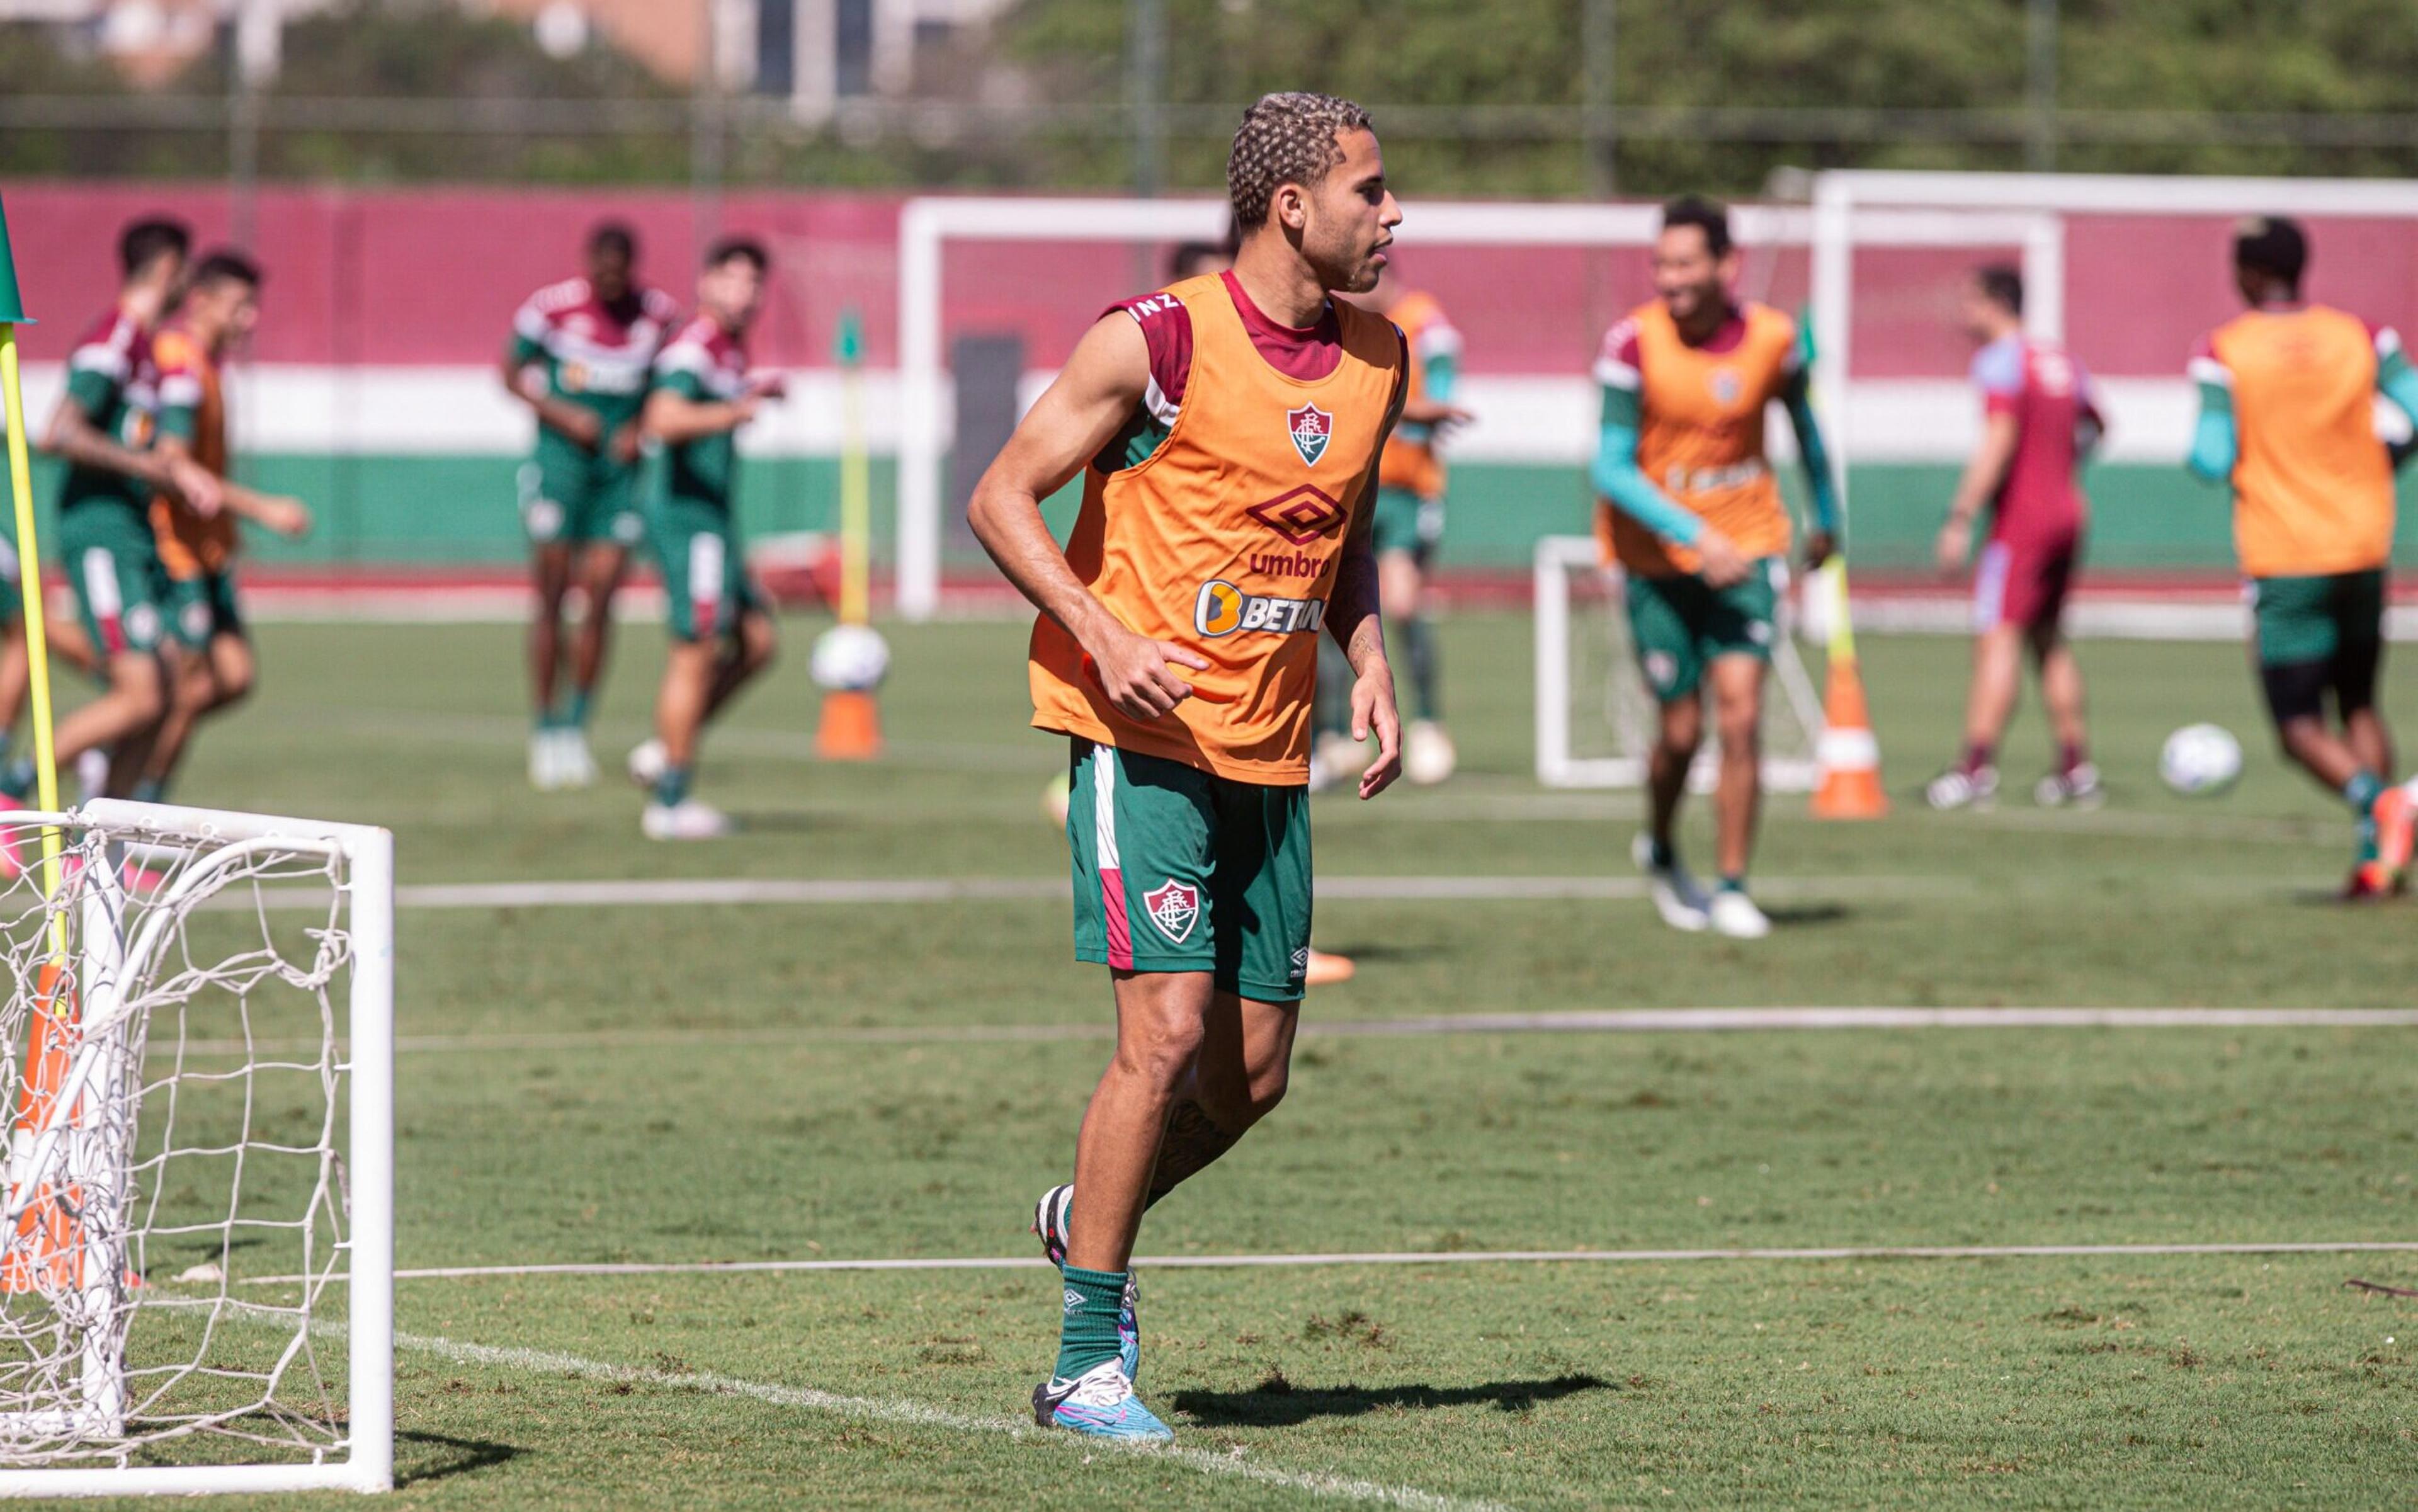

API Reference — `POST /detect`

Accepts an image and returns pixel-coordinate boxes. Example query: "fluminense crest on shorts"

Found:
[1142,880,1200,944]
[1287,402,1332,467]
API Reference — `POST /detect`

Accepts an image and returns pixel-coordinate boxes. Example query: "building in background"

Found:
[0,0,1010,120]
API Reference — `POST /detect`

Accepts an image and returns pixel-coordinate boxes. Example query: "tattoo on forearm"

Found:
[1145,1100,1242,1207]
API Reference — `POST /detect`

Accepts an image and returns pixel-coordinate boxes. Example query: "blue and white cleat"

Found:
[1032,1183,1142,1382]
[1033,1359,1172,1442]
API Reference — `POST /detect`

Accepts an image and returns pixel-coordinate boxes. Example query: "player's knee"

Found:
[1116,1027,1203,1093]
[1716,705,1761,753]
[742,616,777,674]
[1245,1060,1290,1120]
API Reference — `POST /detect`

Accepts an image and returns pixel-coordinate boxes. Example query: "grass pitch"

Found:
[55,611,2418,1508]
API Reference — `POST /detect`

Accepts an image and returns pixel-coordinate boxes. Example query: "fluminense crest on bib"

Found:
[1709,368,1743,405]
[1142,880,1200,943]
[1288,402,1332,467]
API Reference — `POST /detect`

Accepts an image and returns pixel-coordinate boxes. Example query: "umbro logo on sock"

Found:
[1064,1288,1084,1314]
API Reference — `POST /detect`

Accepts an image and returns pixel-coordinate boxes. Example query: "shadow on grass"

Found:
[1307,941,1448,964]
[395,1429,525,1487]
[1172,1371,1614,1428]
[1761,902,1851,927]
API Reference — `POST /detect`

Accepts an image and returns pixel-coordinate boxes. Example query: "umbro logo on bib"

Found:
[1287,403,1332,467]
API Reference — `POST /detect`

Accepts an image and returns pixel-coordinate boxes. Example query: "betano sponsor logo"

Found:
[1195,580,1327,638]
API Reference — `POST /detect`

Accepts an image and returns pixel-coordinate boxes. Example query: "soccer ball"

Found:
[810,623,891,692]
[2159,723,2242,797]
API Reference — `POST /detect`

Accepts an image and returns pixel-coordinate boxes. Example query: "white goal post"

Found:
[1533,535,1829,791]
[892,195,2060,622]
[0,799,392,1499]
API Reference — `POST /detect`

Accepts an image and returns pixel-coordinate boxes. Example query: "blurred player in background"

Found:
[9,219,219,822]
[504,222,679,792]
[627,237,781,841]
[969,91,1404,1441]
[2188,216,2418,897]
[1590,195,1839,940]
[1927,264,2104,810]
[1331,257,1471,785]
[133,251,314,802]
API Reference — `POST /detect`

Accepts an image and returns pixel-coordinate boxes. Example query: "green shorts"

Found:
[1371,486,1443,561]
[0,537,22,623]
[164,569,244,651]
[59,503,168,658]
[520,431,644,550]
[2249,569,2383,668]
[649,499,757,644]
[1625,557,1782,702]
[1065,737,1313,1002]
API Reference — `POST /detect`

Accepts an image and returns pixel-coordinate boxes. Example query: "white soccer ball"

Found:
[810,623,891,692]
[2159,722,2242,797]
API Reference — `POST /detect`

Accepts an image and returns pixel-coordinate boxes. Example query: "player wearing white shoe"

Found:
[636,238,781,841]
[1591,197,1839,939]
[504,224,678,792]
[971,92,1405,1440]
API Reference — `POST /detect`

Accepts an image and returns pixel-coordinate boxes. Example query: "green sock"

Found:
[1719,873,1748,895]
[1397,615,1441,722]
[654,766,693,809]
[130,778,165,804]
[1053,1265,1129,1381]
[558,686,593,730]
[2346,773,2384,862]
[2,757,33,797]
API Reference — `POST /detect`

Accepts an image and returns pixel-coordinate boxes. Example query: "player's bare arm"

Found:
[144,429,239,523]
[1326,390,1407,799]
[641,385,760,446]
[38,392,220,515]
[1936,411,2021,573]
[501,353,603,450]
[218,480,314,540]
[967,312,1208,722]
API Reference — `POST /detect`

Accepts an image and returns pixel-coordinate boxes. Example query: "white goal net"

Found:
[0,799,390,1498]
[1533,536,1825,791]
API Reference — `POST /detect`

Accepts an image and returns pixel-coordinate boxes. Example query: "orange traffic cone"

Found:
[1810,655,1888,819]
[4,963,81,1295]
[815,690,883,761]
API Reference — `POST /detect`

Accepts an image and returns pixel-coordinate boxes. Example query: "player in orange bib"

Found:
[133,251,312,804]
[968,92,1405,1442]
[2186,217,2418,896]
[1589,196,1839,939]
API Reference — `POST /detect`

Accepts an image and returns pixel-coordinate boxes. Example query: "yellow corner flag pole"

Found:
[0,193,67,917]
[836,306,870,628]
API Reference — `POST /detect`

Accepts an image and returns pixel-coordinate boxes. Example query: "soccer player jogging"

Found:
[504,222,679,792]
[1928,265,2105,810]
[2186,217,2418,897]
[628,238,781,842]
[1590,196,1840,940]
[967,92,1405,1441]
[7,219,220,827]
[1336,258,1472,783]
[133,251,314,802]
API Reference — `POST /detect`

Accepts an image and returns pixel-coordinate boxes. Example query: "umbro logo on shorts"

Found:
[1142,881,1200,944]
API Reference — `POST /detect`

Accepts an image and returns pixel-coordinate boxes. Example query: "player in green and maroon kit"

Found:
[627,237,782,841]
[502,222,679,792]
[2,219,213,830]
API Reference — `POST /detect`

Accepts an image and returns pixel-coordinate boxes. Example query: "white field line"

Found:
[394,1331,1506,1512]
[247,1239,2418,1290]
[170,1005,2418,1060]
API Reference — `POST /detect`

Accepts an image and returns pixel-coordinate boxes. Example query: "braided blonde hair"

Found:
[1227,92,1375,233]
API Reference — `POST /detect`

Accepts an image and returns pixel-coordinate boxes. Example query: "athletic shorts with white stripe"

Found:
[59,502,169,658]
[649,499,758,644]
[1063,737,1313,1002]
